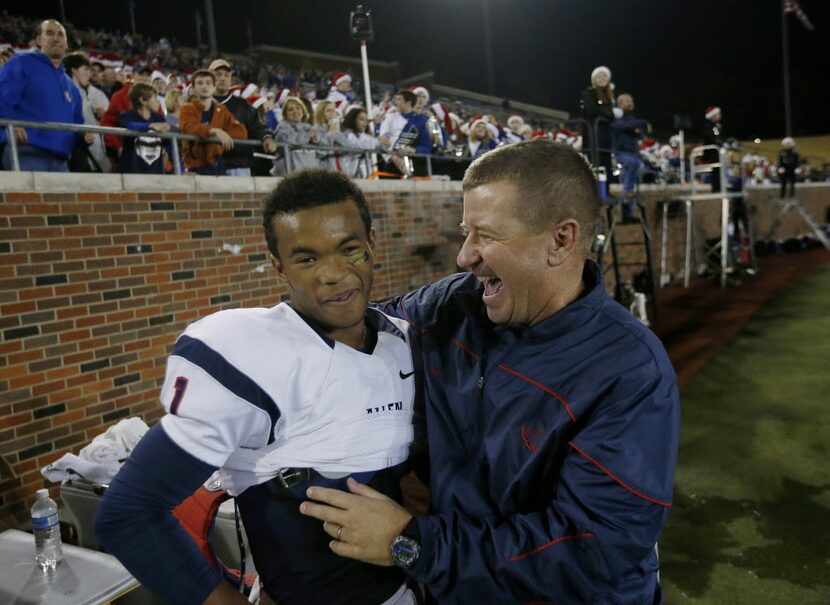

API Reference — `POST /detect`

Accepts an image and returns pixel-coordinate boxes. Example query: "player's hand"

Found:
[300,477,412,566]
[211,128,234,150]
[14,127,28,144]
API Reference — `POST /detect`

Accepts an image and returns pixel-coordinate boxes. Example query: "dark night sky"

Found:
[5,0,829,139]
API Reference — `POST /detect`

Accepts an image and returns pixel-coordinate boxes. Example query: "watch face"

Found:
[390,535,420,569]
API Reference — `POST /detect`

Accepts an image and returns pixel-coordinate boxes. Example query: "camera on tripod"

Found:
[350,5,374,42]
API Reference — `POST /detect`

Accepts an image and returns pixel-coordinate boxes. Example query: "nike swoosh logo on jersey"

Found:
[399,370,415,379]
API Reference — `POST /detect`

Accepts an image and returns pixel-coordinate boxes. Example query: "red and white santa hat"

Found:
[240,83,258,99]
[430,102,453,133]
[410,86,430,103]
[591,65,611,85]
[276,88,291,107]
[229,84,244,97]
[343,103,363,116]
[246,95,268,109]
[705,106,721,120]
[507,114,524,129]
[150,70,168,84]
[468,116,498,139]
[639,137,658,151]
[331,72,352,87]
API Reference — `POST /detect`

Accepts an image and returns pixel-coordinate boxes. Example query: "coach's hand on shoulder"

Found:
[300,477,412,566]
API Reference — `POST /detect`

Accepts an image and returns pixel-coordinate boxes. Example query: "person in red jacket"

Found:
[100,65,152,161]
[179,70,247,175]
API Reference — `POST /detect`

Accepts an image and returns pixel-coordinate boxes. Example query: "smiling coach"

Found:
[301,139,681,604]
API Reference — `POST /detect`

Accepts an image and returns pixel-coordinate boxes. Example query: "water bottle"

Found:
[31,488,63,571]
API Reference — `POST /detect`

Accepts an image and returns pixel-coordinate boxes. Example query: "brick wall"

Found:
[0,174,463,526]
[1,174,828,527]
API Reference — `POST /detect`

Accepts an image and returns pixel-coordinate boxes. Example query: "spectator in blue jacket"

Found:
[612,93,651,221]
[301,139,680,604]
[117,83,170,174]
[611,93,651,196]
[0,19,92,172]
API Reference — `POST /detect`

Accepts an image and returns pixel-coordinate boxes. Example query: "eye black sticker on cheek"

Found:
[349,250,369,266]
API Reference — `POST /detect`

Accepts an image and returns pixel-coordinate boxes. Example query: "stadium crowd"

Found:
[0,13,822,186]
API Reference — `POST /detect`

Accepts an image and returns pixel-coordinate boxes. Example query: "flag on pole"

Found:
[784,0,814,31]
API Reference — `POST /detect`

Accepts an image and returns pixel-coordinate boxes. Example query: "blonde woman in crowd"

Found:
[272,96,320,175]
[467,118,496,159]
[313,100,342,170]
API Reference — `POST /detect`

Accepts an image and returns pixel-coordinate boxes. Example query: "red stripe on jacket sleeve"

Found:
[569,442,672,508]
[509,532,595,562]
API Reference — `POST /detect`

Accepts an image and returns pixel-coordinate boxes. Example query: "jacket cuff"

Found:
[406,515,436,583]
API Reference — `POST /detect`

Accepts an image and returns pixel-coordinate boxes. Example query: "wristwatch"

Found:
[389,518,421,570]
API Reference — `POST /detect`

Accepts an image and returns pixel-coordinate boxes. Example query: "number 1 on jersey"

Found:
[170,376,189,414]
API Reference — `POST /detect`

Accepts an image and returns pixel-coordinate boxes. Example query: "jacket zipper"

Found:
[469,375,485,454]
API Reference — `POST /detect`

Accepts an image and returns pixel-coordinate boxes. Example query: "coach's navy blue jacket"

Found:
[382,261,680,604]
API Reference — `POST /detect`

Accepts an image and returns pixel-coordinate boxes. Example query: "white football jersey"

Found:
[159,304,417,495]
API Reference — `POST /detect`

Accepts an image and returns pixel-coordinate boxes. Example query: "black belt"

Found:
[276,467,316,488]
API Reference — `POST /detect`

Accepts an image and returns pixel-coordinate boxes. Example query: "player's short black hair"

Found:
[262,169,372,259]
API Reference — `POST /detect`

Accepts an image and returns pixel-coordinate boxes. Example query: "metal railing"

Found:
[0,118,473,178]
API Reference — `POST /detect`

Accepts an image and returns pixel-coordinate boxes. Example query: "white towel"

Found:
[102,417,148,452]
[41,417,149,485]
[41,453,122,486]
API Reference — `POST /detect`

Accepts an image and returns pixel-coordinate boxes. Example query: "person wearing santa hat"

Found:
[269,88,291,124]
[209,57,277,176]
[503,114,526,144]
[467,118,497,160]
[777,137,800,198]
[428,102,453,148]
[702,105,725,191]
[579,65,616,177]
[410,86,430,115]
[327,72,356,107]
[149,70,168,117]
[312,100,347,171]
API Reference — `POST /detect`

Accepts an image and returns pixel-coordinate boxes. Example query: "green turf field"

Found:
[660,263,830,604]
